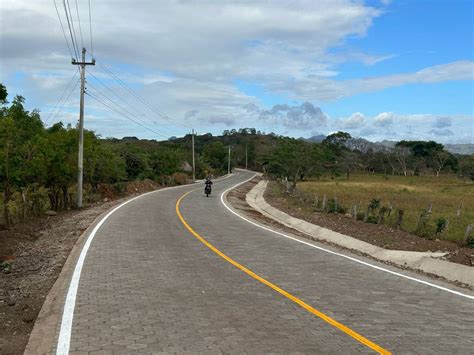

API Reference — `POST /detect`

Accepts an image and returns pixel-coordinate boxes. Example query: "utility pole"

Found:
[228,145,231,175]
[72,48,95,208]
[192,129,195,182]
[245,144,248,170]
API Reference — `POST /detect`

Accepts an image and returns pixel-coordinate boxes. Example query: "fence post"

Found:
[456,202,463,217]
[334,196,338,212]
[322,194,327,211]
[464,224,473,244]
[397,209,404,229]
[427,202,433,214]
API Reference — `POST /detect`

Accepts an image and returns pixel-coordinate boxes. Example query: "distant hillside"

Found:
[307,136,473,155]
[444,144,474,155]
[306,134,326,143]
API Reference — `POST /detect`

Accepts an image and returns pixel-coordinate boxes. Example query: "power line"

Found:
[99,62,191,130]
[88,0,94,57]
[85,90,169,139]
[44,70,79,124]
[46,76,81,126]
[86,68,177,136]
[65,0,80,53]
[62,0,79,59]
[86,81,172,138]
[74,0,84,49]
[53,0,74,59]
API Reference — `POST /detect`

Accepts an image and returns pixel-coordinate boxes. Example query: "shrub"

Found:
[171,172,188,185]
[326,198,346,214]
[367,215,378,224]
[466,236,474,248]
[435,217,447,235]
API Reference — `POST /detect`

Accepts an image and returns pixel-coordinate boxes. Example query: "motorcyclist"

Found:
[204,176,213,196]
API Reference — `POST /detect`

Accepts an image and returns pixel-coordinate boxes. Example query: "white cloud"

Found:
[374,112,394,127]
[271,61,474,101]
[259,102,328,129]
[0,0,471,143]
[326,112,473,143]
[340,112,365,129]
[433,117,452,128]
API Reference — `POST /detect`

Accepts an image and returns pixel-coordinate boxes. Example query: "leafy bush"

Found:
[435,217,447,235]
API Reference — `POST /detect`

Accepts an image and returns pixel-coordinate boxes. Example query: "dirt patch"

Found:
[0,184,162,355]
[264,182,473,267]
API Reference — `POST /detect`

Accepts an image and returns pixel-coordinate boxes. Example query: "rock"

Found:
[344,213,352,218]
[7,299,16,306]
[103,197,109,202]
[22,312,36,323]
[45,210,57,216]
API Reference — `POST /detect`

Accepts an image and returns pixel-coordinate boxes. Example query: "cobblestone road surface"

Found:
[54,171,473,354]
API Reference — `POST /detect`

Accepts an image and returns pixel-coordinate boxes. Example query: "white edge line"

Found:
[56,184,192,355]
[220,174,474,301]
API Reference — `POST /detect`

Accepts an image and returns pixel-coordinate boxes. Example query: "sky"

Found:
[0,0,473,143]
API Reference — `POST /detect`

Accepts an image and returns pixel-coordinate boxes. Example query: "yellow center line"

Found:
[176,190,391,355]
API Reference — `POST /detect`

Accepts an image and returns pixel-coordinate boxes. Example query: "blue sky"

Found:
[1,0,473,143]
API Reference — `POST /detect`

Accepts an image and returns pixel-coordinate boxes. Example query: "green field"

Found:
[297,174,474,243]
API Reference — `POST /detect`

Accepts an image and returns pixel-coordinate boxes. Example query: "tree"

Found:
[394,146,410,176]
[338,151,360,180]
[458,154,474,181]
[0,83,7,105]
[203,141,228,172]
[266,138,319,191]
[431,150,453,176]
[323,131,351,150]
[149,148,185,184]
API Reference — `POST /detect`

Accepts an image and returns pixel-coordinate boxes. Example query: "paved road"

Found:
[54,171,473,354]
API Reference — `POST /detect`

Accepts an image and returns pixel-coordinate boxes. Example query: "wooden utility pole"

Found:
[245,144,248,170]
[72,48,95,208]
[228,145,231,175]
[192,129,195,182]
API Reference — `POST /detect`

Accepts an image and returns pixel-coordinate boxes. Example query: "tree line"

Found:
[1,82,472,226]
[264,131,473,189]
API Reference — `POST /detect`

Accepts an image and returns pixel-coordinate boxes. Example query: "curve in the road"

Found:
[221,174,474,301]
[176,189,391,355]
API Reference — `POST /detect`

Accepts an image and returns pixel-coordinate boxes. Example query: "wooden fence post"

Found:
[397,209,404,229]
[464,224,473,244]
[322,194,327,211]
[427,202,433,214]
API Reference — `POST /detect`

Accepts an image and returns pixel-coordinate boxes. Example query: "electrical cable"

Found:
[86,69,177,136]
[88,0,94,57]
[99,62,191,130]
[44,70,80,124]
[47,76,81,125]
[74,0,84,49]
[62,0,79,59]
[85,90,169,139]
[86,82,174,137]
[53,0,74,59]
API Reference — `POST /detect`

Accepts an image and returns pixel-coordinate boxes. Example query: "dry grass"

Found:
[298,174,474,243]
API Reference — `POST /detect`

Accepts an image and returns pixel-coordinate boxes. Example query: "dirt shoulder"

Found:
[264,181,473,267]
[0,185,163,355]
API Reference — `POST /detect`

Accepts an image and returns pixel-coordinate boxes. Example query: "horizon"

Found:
[1,0,473,144]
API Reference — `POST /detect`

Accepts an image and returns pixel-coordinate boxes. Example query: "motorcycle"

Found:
[204,184,212,197]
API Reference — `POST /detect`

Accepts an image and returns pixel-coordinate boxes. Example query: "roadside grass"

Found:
[296,174,474,244]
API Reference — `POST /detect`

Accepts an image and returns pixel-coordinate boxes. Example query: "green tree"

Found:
[203,141,228,172]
